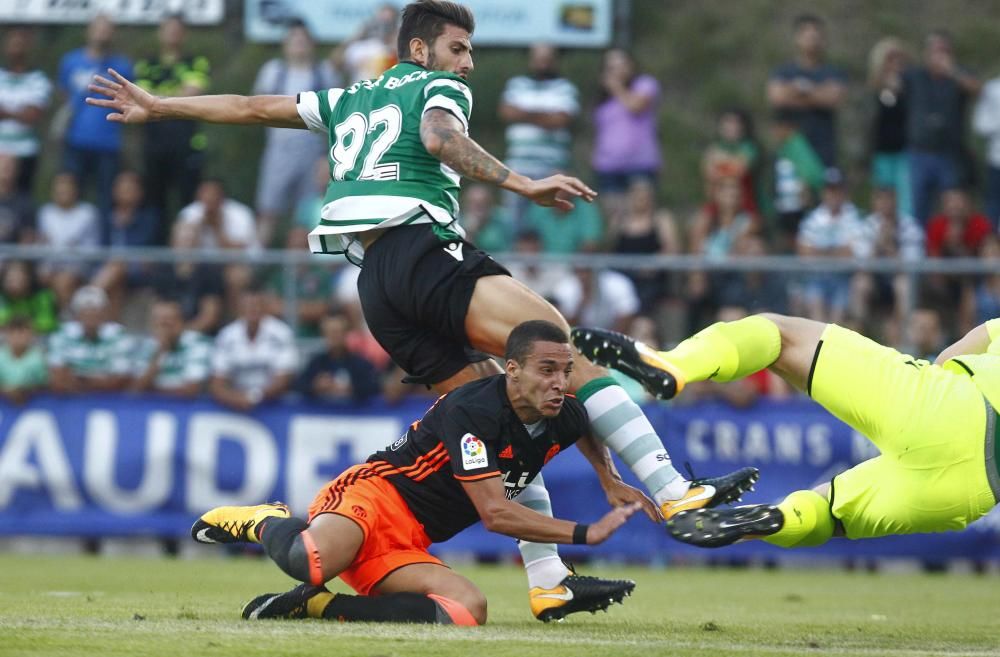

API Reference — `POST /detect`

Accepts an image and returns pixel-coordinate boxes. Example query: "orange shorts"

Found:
[307,463,444,595]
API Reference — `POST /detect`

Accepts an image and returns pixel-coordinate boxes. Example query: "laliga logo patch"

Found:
[461,433,488,470]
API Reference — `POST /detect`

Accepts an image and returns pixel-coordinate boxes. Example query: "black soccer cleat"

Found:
[666,504,784,548]
[530,572,636,623]
[242,583,329,620]
[571,327,684,400]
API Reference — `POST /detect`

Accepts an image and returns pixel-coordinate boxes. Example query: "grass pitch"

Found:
[1,554,998,657]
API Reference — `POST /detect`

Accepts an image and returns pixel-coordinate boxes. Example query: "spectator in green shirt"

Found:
[769,109,826,251]
[522,187,604,253]
[47,285,133,394]
[0,259,58,334]
[0,315,48,405]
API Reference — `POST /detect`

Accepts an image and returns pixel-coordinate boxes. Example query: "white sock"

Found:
[524,555,570,590]
[515,475,568,588]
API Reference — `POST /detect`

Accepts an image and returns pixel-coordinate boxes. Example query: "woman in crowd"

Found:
[591,48,662,225]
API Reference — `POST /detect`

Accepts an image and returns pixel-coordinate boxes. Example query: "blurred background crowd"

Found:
[2,3,1000,409]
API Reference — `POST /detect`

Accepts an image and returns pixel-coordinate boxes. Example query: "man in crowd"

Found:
[904,30,981,225]
[133,297,211,398]
[57,14,131,214]
[498,43,579,226]
[47,285,132,394]
[252,19,339,247]
[767,13,847,166]
[209,287,298,412]
[298,311,381,403]
[0,26,51,193]
[134,14,210,230]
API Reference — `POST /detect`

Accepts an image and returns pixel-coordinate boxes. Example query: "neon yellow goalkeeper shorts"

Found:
[808,324,999,539]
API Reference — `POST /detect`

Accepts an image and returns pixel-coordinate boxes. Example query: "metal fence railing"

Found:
[2,244,995,331]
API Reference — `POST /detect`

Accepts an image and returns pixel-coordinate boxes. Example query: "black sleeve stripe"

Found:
[950,358,974,376]
[806,339,824,398]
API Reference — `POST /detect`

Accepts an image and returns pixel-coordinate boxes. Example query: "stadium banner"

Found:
[0,0,224,25]
[1,395,998,562]
[244,0,613,47]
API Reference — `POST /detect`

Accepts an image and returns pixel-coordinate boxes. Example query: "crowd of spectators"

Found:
[1,8,1000,408]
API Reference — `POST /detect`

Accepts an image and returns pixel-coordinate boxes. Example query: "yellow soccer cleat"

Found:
[190,502,290,544]
[660,467,760,520]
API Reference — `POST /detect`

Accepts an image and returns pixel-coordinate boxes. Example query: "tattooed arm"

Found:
[420,108,596,210]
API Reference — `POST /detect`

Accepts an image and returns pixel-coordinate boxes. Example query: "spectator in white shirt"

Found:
[795,167,865,323]
[209,287,298,412]
[176,177,259,314]
[553,267,640,332]
[973,74,1000,225]
[850,186,926,326]
[38,171,99,309]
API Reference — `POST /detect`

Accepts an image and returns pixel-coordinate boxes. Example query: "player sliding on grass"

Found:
[87,0,757,619]
[192,321,640,625]
[573,315,1000,550]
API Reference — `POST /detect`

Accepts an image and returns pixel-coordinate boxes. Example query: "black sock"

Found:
[257,517,313,583]
[322,592,446,624]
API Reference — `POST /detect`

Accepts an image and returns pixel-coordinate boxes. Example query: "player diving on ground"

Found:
[191,321,640,625]
[574,315,1000,549]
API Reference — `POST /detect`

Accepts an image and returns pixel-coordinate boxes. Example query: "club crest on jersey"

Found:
[460,433,488,470]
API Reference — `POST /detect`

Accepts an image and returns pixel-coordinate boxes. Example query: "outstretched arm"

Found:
[420,108,596,210]
[86,68,305,129]
[461,475,640,545]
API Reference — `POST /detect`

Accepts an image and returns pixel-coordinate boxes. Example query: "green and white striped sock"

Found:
[577,377,688,505]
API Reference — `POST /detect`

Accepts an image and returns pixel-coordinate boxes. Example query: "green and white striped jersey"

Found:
[47,321,133,378]
[296,61,473,262]
[134,330,212,391]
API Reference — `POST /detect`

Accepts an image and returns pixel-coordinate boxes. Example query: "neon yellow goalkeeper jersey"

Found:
[943,318,1000,411]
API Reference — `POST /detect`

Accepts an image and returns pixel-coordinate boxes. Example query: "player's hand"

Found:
[86,68,157,124]
[522,174,596,211]
[602,479,662,523]
[586,502,642,545]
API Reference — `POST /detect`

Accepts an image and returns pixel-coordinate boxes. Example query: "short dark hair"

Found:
[504,320,569,364]
[793,13,824,30]
[397,0,475,60]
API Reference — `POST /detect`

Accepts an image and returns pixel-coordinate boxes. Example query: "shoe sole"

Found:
[536,581,635,623]
[666,505,782,548]
[571,328,683,400]
[704,467,760,507]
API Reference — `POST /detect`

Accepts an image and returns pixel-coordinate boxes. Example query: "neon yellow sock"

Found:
[763,489,834,548]
[661,316,781,383]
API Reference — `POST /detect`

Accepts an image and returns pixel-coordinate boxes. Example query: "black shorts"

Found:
[357,222,511,386]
